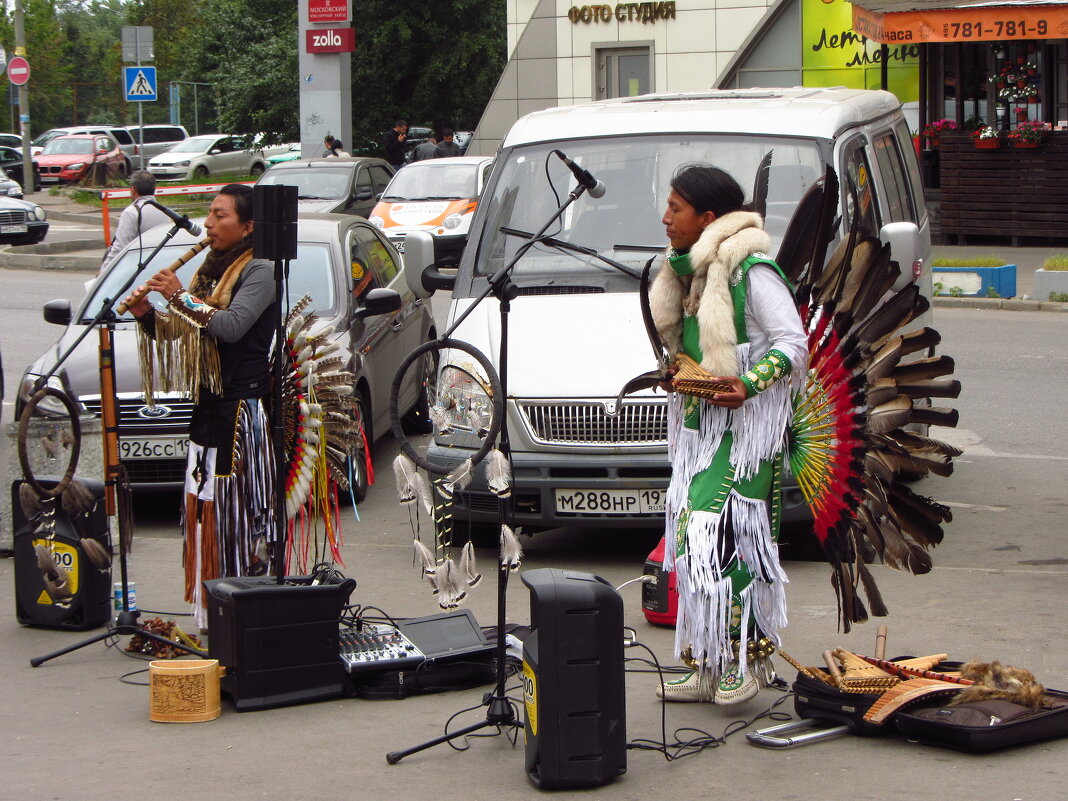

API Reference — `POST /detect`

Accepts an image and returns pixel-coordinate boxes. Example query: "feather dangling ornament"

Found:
[458,541,482,588]
[429,404,452,434]
[439,458,473,500]
[411,469,434,515]
[484,448,511,498]
[412,538,437,582]
[392,453,419,504]
[80,538,111,571]
[500,525,523,571]
[433,558,467,609]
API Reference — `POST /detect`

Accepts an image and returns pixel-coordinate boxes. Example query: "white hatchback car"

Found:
[147,134,268,181]
[369,156,493,265]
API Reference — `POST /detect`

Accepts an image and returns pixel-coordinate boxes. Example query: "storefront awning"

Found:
[850,0,1068,44]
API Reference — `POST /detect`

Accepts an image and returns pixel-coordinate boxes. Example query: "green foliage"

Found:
[984,285,1000,298]
[1049,291,1068,303]
[350,0,506,150]
[948,286,964,297]
[1042,254,1068,271]
[932,256,1007,268]
[933,280,943,296]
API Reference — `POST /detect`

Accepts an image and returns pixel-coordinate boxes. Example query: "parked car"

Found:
[31,125,137,172]
[147,134,268,181]
[17,213,434,494]
[0,133,22,148]
[0,166,24,197]
[402,87,933,535]
[403,126,434,162]
[0,146,42,193]
[36,134,126,185]
[0,195,48,244]
[255,157,394,218]
[266,143,302,165]
[125,123,189,164]
[370,155,493,264]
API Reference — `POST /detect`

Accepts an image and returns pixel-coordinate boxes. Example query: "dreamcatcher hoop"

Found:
[388,337,505,475]
[17,387,81,499]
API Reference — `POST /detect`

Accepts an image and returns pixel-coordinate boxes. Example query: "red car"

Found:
[37,134,126,185]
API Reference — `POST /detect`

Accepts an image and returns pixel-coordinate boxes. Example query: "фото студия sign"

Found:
[308,0,348,23]
[305,27,355,54]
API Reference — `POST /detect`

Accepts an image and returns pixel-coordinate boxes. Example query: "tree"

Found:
[350,0,506,149]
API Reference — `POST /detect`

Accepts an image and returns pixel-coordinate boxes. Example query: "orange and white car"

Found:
[370,156,493,265]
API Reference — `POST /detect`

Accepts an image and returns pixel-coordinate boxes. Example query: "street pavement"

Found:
[0,194,1065,800]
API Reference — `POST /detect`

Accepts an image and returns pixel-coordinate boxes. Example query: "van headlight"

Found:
[432,365,493,447]
[18,374,72,417]
[442,213,463,230]
[369,216,384,229]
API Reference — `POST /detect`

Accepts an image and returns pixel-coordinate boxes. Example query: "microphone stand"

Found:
[30,222,208,666]
[386,180,591,764]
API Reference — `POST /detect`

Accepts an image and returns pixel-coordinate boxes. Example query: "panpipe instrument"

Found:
[862,678,967,724]
[672,353,735,397]
[115,238,211,315]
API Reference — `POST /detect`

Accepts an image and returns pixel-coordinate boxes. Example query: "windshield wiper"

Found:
[417,195,463,201]
[499,227,641,279]
[298,194,332,200]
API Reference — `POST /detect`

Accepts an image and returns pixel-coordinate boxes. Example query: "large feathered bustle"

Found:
[276,295,366,573]
[780,168,961,632]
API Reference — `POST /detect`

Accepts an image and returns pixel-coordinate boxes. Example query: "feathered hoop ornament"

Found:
[278,296,366,573]
[777,166,961,631]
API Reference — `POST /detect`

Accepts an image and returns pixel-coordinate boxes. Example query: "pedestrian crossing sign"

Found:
[123,66,157,102]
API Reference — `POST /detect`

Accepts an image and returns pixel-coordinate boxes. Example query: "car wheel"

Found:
[193,165,209,180]
[120,159,130,178]
[400,342,438,435]
[249,162,265,177]
[348,391,372,504]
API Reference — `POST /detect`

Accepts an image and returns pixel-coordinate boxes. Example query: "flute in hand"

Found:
[116,238,210,315]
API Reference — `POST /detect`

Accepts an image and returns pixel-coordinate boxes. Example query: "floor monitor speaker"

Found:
[205,575,355,711]
[520,568,626,790]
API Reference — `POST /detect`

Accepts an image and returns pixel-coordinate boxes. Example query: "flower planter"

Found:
[1035,269,1068,302]
[973,138,1001,149]
[933,264,1016,298]
[1011,140,1041,148]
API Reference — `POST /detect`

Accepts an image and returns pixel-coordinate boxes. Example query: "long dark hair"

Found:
[218,183,254,224]
[670,164,752,218]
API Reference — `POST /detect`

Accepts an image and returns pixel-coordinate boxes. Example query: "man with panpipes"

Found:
[124,184,277,629]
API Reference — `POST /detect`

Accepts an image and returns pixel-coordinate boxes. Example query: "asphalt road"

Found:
[1,270,1066,800]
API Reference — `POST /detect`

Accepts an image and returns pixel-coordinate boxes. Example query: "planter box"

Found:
[933,264,1016,298]
[1034,269,1068,301]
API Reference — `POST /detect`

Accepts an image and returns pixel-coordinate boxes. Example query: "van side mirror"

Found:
[879,221,924,291]
[43,299,72,326]
[354,187,373,201]
[355,287,402,318]
[401,231,436,299]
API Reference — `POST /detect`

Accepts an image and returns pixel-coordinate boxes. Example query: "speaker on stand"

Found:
[520,568,627,790]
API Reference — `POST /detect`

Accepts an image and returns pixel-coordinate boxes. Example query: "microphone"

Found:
[553,150,606,199]
[145,198,203,237]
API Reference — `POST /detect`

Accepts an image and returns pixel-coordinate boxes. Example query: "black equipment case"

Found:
[792,669,889,737]
[894,689,1068,752]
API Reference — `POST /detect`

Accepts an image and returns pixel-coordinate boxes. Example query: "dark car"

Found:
[0,195,48,244]
[17,213,435,494]
[0,145,43,192]
[255,157,394,219]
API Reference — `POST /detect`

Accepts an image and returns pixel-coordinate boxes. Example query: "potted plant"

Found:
[921,118,958,148]
[1024,85,1040,104]
[971,126,1001,149]
[1015,106,1028,122]
[1034,255,1068,302]
[1007,120,1048,148]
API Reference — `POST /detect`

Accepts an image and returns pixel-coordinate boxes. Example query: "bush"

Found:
[932,256,1008,268]
[1042,255,1068,271]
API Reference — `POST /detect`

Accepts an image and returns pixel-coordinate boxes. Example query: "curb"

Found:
[1,238,101,272]
[932,296,1068,312]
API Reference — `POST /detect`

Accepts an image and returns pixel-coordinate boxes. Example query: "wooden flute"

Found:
[116,238,211,314]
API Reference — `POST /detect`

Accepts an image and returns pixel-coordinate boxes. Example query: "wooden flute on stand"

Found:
[115,238,210,315]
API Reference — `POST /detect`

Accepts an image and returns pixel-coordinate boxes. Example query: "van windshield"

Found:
[470,134,823,292]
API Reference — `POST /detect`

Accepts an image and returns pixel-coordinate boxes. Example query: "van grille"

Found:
[519,400,666,446]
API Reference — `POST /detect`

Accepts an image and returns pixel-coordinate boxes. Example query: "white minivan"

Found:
[402,87,931,535]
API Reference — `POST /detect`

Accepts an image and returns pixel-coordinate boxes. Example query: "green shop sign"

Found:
[802,0,919,102]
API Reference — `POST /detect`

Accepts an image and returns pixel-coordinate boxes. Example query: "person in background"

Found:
[411,134,441,162]
[322,135,335,157]
[383,120,408,169]
[436,129,462,158]
[326,138,350,158]
[99,170,171,273]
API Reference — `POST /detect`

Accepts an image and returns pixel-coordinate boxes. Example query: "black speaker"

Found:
[13,477,112,630]
[205,575,355,711]
[520,568,626,790]
[252,183,298,261]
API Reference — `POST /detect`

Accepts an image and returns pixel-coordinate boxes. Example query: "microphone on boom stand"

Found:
[144,198,203,237]
[553,150,607,198]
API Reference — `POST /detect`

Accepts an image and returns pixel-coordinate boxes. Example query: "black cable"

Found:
[625,640,794,761]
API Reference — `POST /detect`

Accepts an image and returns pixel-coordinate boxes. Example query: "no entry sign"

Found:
[7,56,29,86]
